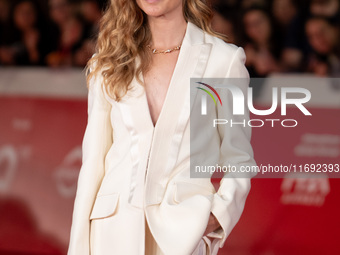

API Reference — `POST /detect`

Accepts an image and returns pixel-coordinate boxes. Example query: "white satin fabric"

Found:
[67,21,257,255]
[145,215,220,255]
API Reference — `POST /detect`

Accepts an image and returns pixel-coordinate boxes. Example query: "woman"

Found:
[241,6,283,77]
[0,0,50,65]
[68,0,257,254]
[46,0,86,67]
[305,16,340,77]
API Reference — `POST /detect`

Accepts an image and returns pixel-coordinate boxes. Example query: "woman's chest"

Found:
[143,53,180,126]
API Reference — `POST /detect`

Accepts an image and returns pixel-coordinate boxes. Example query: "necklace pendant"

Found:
[147,44,181,54]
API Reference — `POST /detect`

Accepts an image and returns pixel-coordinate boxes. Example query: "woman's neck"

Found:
[147,14,187,50]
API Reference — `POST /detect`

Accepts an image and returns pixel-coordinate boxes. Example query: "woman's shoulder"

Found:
[204,32,241,56]
[201,30,247,75]
[191,26,248,77]
[188,21,241,55]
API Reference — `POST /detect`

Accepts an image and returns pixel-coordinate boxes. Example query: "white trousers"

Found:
[145,216,221,255]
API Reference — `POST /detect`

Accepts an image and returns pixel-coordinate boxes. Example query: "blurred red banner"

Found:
[0,96,339,254]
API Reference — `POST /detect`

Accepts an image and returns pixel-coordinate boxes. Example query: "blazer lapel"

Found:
[143,22,212,207]
[116,21,212,208]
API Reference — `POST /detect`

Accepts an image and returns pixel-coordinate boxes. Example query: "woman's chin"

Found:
[141,8,165,18]
[144,0,161,3]
[137,0,167,17]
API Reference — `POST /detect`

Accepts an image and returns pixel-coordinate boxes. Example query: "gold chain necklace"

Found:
[146,44,181,54]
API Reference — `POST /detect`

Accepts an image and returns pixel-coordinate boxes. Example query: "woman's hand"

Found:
[203,213,222,239]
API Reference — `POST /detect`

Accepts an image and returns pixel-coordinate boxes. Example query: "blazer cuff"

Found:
[209,192,232,248]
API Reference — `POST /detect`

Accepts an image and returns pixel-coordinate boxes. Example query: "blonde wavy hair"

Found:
[87,0,227,102]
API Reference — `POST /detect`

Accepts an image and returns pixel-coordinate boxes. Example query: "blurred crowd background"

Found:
[0,2,339,254]
[0,0,105,68]
[0,0,339,77]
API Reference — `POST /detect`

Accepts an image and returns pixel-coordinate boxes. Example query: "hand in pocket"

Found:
[203,212,222,242]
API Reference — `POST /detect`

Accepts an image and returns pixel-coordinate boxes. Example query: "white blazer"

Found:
[67,21,257,255]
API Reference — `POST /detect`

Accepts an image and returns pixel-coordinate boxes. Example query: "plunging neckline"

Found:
[141,59,178,129]
[140,23,188,130]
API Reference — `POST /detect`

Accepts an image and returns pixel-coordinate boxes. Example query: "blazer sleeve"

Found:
[67,59,113,255]
[208,46,258,248]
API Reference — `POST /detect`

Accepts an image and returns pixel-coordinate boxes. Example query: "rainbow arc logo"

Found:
[196,82,222,106]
